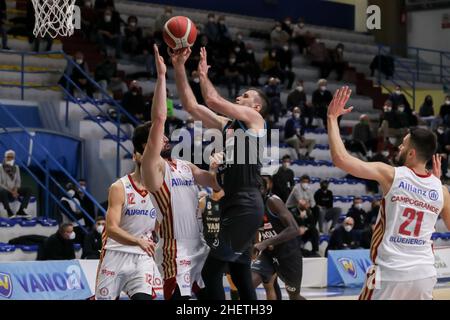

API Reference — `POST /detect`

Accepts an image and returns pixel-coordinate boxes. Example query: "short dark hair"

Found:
[59,223,73,232]
[132,122,151,154]
[353,196,362,202]
[95,216,106,222]
[249,87,270,117]
[300,174,310,182]
[281,155,291,161]
[409,127,437,162]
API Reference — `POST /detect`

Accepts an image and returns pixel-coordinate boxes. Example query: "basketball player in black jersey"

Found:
[172,48,269,300]
[252,175,305,300]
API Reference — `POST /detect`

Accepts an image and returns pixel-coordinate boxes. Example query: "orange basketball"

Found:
[163,16,197,50]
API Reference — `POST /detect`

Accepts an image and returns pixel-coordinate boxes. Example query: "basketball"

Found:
[163,16,197,50]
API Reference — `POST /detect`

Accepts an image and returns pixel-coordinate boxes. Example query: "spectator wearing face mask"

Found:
[313,180,341,234]
[286,175,315,210]
[308,37,331,79]
[121,80,148,122]
[123,16,143,56]
[95,50,128,95]
[352,114,376,154]
[261,48,295,90]
[38,223,76,261]
[232,32,246,52]
[388,86,411,110]
[396,103,417,127]
[270,22,290,49]
[223,53,241,98]
[239,44,260,86]
[438,95,450,127]
[330,43,346,81]
[326,217,357,256]
[60,182,85,243]
[189,70,204,105]
[76,179,96,228]
[63,51,94,98]
[79,0,97,40]
[290,199,320,257]
[346,197,366,230]
[284,107,316,160]
[291,18,314,54]
[95,7,122,58]
[0,150,32,218]
[277,44,295,89]
[264,77,283,123]
[154,7,172,41]
[204,13,219,44]
[272,155,295,203]
[378,100,407,147]
[419,95,435,126]
[435,125,450,180]
[287,80,307,111]
[217,15,232,48]
[312,79,333,128]
[82,216,105,259]
[281,17,293,36]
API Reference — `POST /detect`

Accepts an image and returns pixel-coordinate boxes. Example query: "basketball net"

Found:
[31,0,76,38]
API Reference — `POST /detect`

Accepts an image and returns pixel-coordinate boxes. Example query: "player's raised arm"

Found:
[141,44,167,192]
[171,48,230,130]
[197,47,265,129]
[327,86,394,194]
[105,182,155,256]
[255,196,301,253]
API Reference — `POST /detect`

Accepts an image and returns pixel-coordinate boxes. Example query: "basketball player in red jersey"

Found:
[140,45,222,300]
[328,86,450,300]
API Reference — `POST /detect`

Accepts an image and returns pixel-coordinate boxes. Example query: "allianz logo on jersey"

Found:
[125,208,156,218]
[398,181,439,201]
[171,178,194,187]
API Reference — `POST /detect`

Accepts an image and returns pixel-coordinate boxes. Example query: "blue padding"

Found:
[18,219,37,227]
[37,218,58,227]
[17,245,39,252]
[0,131,81,176]
[0,218,16,227]
[73,243,81,250]
[0,243,16,252]
[0,105,42,128]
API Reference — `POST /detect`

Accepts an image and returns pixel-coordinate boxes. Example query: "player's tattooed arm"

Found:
[106,182,155,256]
[327,86,394,195]
[171,47,229,130]
[197,47,264,128]
[254,196,300,253]
[142,45,167,192]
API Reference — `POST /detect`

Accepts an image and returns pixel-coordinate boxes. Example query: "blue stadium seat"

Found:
[319,235,330,243]
[18,219,38,227]
[37,218,58,227]
[17,245,39,252]
[73,243,82,251]
[0,243,16,252]
[0,218,16,227]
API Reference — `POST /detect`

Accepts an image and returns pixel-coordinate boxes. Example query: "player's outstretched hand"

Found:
[154,44,166,76]
[432,154,442,179]
[209,152,224,172]
[327,86,353,118]
[198,47,210,77]
[137,238,155,257]
[254,241,269,255]
[170,47,191,67]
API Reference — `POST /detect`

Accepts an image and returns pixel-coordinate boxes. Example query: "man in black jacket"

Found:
[313,179,341,234]
[346,197,366,230]
[38,223,76,261]
[284,107,316,159]
[326,217,357,256]
[272,155,295,203]
[312,79,333,128]
[82,216,105,259]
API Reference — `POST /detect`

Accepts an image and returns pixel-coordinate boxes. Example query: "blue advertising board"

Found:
[328,249,372,287]
[0,260,91,300]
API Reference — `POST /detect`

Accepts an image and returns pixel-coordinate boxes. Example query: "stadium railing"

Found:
[0,102,106,233]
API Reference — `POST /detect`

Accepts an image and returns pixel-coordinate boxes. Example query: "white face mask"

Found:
[438,128,445,135]
[67,189,76,198]
[187,123,194,129]
[193,78,200,83]
[301,183,309,190]
[320,86,327,91]
[296,86,303,92]
[80,185,87,191]
[129,22,136,28]
[5,160,14,166]
[446,100,450,105]
[69,231,76,240]
[381,151,389,157]
[282,162,290,169]
[237,35,243,40]
[284,20,291,26]
[283,45,289,51]
[105,15,112,22]
[395,90,401,95]
[132,91,137,96]
[355,203,363,210]
[84,1,91,7]
[96,225,105,234]
[344,225,353,232]
[247,49,253,54]
[76,59,83,65]
[293,113,301,119]
[299,23,305,28]
[388,137,396,145]
[398,107,405,112]
[276,27,282,32]
[234,47,240,53]
[383,106,392,112]
[229,59,236,64]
